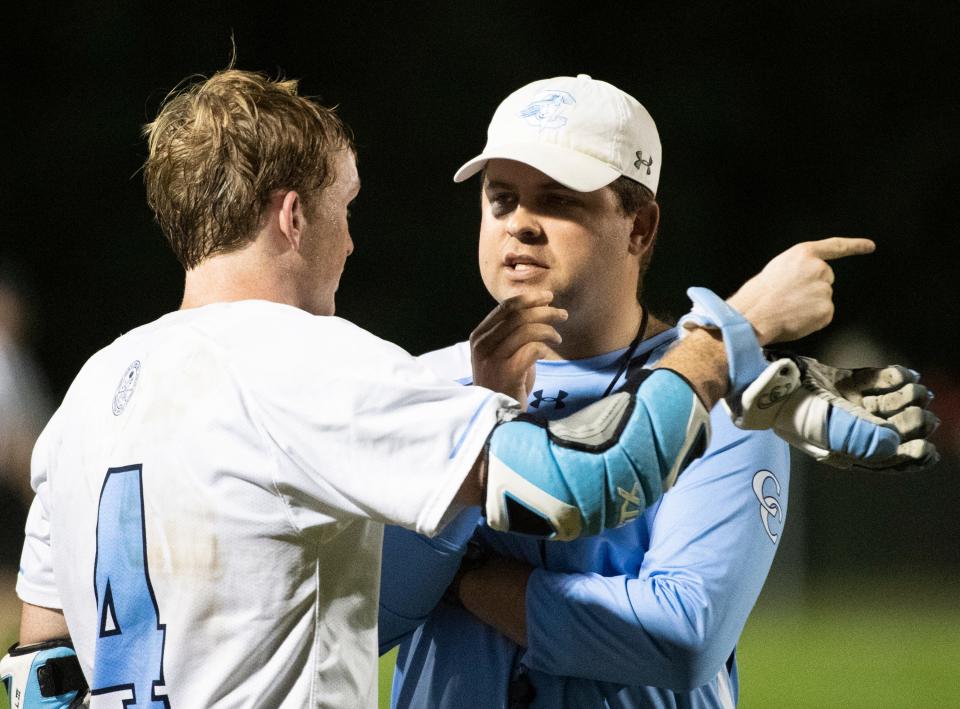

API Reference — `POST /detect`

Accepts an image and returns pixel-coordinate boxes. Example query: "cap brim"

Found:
[453,142,620,192]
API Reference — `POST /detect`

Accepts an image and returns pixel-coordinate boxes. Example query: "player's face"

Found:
[478,159,639,317]
[300,149,359,316]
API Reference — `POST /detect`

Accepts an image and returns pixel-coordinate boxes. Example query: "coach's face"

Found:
[300,149,359,315]
[478,159,638,317]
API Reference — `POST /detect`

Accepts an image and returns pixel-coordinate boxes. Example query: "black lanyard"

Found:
[601,306,649,398]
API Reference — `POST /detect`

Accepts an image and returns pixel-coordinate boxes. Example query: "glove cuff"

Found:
[678,287,767,398]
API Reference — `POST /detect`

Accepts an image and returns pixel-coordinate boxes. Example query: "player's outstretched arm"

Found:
[715,239,939,471]
[455,237,884,541]
[674,237,940,471]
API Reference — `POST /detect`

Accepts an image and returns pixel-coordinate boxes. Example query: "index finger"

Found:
[806,237,876,260]
[471,291,564,343]
[498,290,556,312]
[473,291,554,333]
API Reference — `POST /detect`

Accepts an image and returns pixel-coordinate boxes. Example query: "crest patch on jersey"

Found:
[112,360,141,416]
[752,469,783,544]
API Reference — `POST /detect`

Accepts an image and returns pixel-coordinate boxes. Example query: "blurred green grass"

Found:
[735,577,960,708]
[377,575,960,708]
[379,647,398,706]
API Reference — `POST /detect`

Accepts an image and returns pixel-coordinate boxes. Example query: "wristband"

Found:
[677,287,767,398]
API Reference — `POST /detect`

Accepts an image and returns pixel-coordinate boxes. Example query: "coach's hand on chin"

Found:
[469,289,567,409]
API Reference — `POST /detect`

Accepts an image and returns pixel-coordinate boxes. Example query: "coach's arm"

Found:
[456,414,788,690]
[379,508,481,653]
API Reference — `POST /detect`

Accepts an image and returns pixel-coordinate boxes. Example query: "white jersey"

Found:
[17,300,507,708]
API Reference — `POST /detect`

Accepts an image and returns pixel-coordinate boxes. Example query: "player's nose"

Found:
[506,205,544,243]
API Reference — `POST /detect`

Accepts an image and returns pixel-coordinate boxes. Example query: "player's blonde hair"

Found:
[143,69,353,269]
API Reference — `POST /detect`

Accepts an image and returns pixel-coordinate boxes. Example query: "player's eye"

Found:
[487,192,517,217]
[544,194,579,209]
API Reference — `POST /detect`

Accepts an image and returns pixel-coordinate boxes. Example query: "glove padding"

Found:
[1,639,88,708]
[731,355,940,472]
[485,368,710,540]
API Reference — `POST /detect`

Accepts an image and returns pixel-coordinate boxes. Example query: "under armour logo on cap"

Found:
[634,150,653,175]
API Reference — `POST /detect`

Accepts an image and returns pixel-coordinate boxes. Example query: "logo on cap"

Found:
[519,90,575,130]
[634,150,653,175]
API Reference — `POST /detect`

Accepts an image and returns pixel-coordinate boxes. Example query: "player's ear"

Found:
[277,190,305,252]
[627,200,659,256]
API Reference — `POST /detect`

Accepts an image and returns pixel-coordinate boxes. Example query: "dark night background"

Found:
[2,2,958,582]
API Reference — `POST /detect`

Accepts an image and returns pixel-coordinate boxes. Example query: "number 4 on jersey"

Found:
[92,465,169,707]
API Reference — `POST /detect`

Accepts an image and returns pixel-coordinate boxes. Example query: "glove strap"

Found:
[4,639,88,703]
[677,287,767,398]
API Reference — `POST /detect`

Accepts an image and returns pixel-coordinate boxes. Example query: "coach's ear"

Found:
[627,201,659,256]
[277,189,305,252]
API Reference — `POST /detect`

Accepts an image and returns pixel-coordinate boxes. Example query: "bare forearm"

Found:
[457,557,532,647]
[453,456,485,508]
[19,602,69,644]
[654,329,728,409]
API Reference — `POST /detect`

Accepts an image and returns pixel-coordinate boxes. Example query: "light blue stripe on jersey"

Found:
[448,392,496,459]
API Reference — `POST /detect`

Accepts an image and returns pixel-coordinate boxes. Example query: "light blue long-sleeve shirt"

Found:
[379,331,790,708]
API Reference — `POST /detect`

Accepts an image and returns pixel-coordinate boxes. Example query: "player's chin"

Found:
[491,282,542,303]
[497,273,552,297]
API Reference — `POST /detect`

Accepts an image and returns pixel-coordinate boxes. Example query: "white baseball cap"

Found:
[454,74,661,195]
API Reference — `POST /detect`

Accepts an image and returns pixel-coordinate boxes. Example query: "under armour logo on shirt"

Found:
[530,389,568,410]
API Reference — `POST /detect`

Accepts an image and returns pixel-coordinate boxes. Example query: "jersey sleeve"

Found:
[377,341,480,652]
[414,341,473,384]
[228,316,509,537]
[16,411,63,610]
[521,408,790,690]
[378,506,482,653]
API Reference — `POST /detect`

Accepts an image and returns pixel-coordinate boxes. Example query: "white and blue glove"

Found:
[1,640,88,709]
[676,286,939,472]
[732,355,940,472]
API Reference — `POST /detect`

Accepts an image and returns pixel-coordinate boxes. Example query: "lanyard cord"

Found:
[601,306,649,398]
